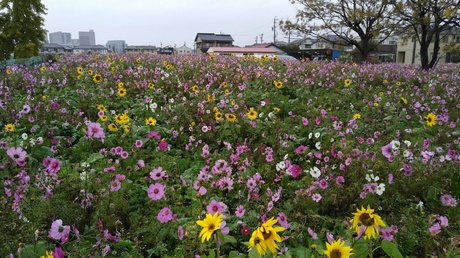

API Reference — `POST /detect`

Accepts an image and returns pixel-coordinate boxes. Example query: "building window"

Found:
[304,44,312,49]
[441,36,448,43]
[456,36,460,43]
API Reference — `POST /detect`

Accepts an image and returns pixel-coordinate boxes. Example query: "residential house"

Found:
[207,47,279,57]
[177,44,193,55]
[73,45,109,54]
[124,46,159,54]
[40,43,72,55]
[397,30,460,64]
[245,43,285,55]
[194,33,234,54]
[291,36,345,60]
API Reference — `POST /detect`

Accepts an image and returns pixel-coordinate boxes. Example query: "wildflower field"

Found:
[1,53,459,258]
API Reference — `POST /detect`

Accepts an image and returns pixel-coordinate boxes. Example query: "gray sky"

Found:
[41,0,301,47]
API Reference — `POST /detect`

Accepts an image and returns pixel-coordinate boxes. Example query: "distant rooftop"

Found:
[195,33,234,42]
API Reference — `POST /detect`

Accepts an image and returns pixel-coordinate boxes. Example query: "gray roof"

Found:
[74,45,108,50]
[42,43,65,49]
[195,33,234,42]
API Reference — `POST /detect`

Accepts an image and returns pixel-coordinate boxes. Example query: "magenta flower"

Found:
[135,139,143,148]
[289,164,302,178]
[235,205,245,218]
[53,247,65,258]
[150,166,166,181]
[277,212,290,229]
[159,141,168,151]
[178,225,184,240]
[312,193,322,202]
[206,199,226,215]
[49,219,70,241]
[85,122,105,140]
[148,183,166,200]
[157,206,173,223]
[110,179,121,192]
[381,143,393,159]
[307,227,318,240]
[7,146,27,164]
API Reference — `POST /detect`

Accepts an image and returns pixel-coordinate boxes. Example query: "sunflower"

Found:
[93,74,103,83]
[396,81,401,86]
[99,115,108,122]
[145,117,157,126]
[40,66,47,71]
[97,104,106,112]
[272,55,279,62]
[353,113,361,119]
[400,97,407,104]
[196,212,223,243]
[108,123,118,132]
[222,81,228,88]
[344,79,352,87]
[118,88,127,97]
[191,85,199,92]
[248,217,286,256]
[273,107,280,113]
[4,123,15,132]
[123,125,130,133]
[166,64,173,70]
[247,107,258,120]
[215,112,223,121]
[209,56,217,61]
[273,80,283,89]
[373,102,379,107]
[425,113,436,127]
[118,82,124,88]
[225,113,237,122]
[87,69,93,75]
[350,206,386,240]
[6,69,12,75]
[324,239,353,258]
[148,82,155,89]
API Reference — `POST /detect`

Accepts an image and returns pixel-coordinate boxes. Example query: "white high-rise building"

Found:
[49,31,71,45]
[106,40,127,53]
[79,29,96,45]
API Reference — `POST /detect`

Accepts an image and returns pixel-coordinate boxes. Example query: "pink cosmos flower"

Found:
[85,122,105,140]
[289,164,302,178]
[157,206,173,223]
[307,227,318,240]
[49,219,70,241]
[7,147,27,164]
[235,205,245,217]
[277,212,290,229]
[110,179,121,192]
[159,141,168,151]
[150,166,166,180]
[206,199,226,215]
[381,143,393,160]
[148,183,166,200]
[178,225,184,240]
[302,117,309,126]
[312,193,322,202]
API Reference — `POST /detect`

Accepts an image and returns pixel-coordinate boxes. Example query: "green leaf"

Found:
[295,245,307,258]
[32,146,54,159]
[351,239,370,258]
[248,248,261,258]
[19,242,47,258]
[224,235,237,245]
[229,251,246,258]
[207,249,216,258]
[381,240,403,258]
[87,152,104,163]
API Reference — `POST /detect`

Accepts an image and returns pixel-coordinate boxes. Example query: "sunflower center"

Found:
[208,223,215,231]
[261,228,272,240]
[330,249,342,258]
[359,213,375,227]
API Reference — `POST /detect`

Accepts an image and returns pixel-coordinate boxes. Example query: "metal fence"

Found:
[1,56,45,71]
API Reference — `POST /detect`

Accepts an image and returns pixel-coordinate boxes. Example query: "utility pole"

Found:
[272,17,278,44]
[255,36,258,44]
[260,33,264,43]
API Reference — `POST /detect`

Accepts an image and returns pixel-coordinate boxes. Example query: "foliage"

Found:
[0,54,460,257]
[394,0,460,69]
[0,0,47,59]
[280,0,396,62]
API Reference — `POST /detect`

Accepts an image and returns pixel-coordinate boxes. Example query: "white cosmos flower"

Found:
[309,166,321,178]
[315,142,321,150]
[21,133,28,140]
[376,183,385,195]
[314,132,320,138]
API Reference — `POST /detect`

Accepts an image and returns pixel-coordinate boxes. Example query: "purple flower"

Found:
[235,205,245,218]
[380,228,394,241]
[277,212,290,229]
[147,183,166,200]
[48,219,70,241]
[110,179,121,192]
[85,122,105,140]
[159,141,168,151]
[206,199,226,215]
[312,193,322,202]
[7,147,27,165]
[381,143,393,160]
[135,139,143,148]
[429,223,441,234]
[178,225,184,240]
[157,206,173,223]
[289,164,302,178]
[307,227,318,240]
[53,247,65,258]
[150,166,166,180]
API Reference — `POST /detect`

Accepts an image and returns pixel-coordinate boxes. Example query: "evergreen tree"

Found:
[0,0,47,59]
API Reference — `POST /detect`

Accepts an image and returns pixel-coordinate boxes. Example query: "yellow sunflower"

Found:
[344,79,352,87]
[145,117,157,126]
[248,217,286,256]
[97,104,106,112]
[99,115,108,122]
[215,112,223,121]
[6,68,12,75]
[4,123,15,132]
[222,81,228,88]
[108,123,118,132]
[273,107,280,113]
[40,66,47,71]
[196,212,223,243]
[425,113,436,127]
[87,69,93,75]
[93,74,103,83]
[191,85,199,92]
[400,97,407,104]
[118,88,127,97]
[123,125,130,133]
[272,55,279,62]
[353,113,361,119]
[273,80,283,89]
[225,113,237,122]
[247,108,258,120]
[148,82,155,89]
[118,82,124,88]
[350,206,386,240]
[324,239,353,258]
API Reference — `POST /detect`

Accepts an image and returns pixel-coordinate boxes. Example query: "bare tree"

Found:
[280,0,397,62]
[394,0,460,69]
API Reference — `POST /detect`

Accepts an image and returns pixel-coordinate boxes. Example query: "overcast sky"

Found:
[41,0,301,48]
